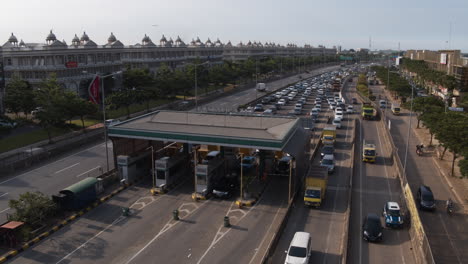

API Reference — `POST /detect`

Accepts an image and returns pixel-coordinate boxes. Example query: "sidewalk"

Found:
[381,86,468,210]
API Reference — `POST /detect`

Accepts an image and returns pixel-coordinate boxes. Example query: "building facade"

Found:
[0,31,336,112]
[404,49,468,95]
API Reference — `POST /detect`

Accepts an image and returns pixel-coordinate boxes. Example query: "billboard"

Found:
[440,53,447,65]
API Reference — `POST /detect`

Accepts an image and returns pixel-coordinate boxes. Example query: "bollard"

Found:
[173,209,179,221]
[224,216,230,227]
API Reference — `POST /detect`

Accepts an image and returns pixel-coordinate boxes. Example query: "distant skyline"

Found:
[1,0,467,52]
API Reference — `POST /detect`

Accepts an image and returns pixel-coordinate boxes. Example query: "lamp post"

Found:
[189,61,210,112]
[83,70,122,172]
[240,153,244,201]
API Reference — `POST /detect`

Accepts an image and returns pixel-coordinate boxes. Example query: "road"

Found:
[0,141,114,222]
[371,83,468,264]
[270,78,355,264]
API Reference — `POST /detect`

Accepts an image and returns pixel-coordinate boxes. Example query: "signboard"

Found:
[440,53,447,65]
[65,61,78,68]
[88,76,101,104]
[339,55,353,61]
[448,107,464,112]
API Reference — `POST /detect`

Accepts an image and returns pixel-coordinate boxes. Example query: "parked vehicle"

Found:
[362,213,383,242]
[304,166,328,208]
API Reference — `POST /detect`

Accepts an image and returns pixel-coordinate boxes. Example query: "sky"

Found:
[1,0,467,52]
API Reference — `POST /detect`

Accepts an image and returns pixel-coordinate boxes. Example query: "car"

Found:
[320,154,335,173]
[31,107,43,116]
[417,185,436,211]
[0,119,17,128]
[383,202,404,228]
[352,98,358,104]
[287,95,295,101]
[263,109,274,115]
[332,118,341,128]
[254,104,264,112]
[275,93,283,99]
[241,156,256,171]
[346,105,354,114]
[212,177,238,199]
[379,100,387,108]
[278,99,286,106]
[362,213,383,242]
[261,97,271,104]
[315,104,321,111]
[335,111,344,121]
[329,102,336,110]
[293,107,302,115]
[295,103,303,109]
[284,232,312,264]
[104,119,120,127]
[320,145,334,159]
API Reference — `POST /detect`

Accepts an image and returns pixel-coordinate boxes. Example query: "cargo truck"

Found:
[362,140,377,163]
[304,166,329,208]
[321,126,337,145]
[391,103,400,115]
[256,83,266,92]
[362,102,377,120]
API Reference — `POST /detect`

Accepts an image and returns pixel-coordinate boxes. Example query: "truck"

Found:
[391,103,400,115]
[362,140,376,163]
[321,126,337,145]
[256,83,266,92]
[304,166,329,208]
[361,102,377,120]
[332,79,341,92]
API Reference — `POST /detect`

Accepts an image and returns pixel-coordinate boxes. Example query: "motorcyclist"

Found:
[446,198,453,210]
[416,144,424,155]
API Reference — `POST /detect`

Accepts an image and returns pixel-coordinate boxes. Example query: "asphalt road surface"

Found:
[371,84,468,264]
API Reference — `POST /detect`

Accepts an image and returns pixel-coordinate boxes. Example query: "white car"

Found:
[332,118,342,128]
[329,102,336,110]
[347,105,354,114]
[275,93,283,99]
[278,99,286,106]
[295,103,303,109]
[315,104,322,111]
[335,111,344,120]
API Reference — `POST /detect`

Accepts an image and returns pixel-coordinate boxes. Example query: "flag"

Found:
[88,76,100,104]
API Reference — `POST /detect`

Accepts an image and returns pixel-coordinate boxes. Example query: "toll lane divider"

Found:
[0,180,134,263]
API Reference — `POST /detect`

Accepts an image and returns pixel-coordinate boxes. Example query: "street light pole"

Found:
[240,153,244,200]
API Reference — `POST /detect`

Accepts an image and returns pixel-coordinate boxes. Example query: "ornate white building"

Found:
[0,31,336,107]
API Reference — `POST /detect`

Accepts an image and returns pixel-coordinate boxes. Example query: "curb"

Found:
[0,181,134,262]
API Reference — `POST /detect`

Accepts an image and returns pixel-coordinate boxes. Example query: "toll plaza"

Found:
[108,110,310,203]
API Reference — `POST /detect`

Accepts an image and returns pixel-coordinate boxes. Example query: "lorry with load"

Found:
[332,78,341,92]
[304,166,329,208]
[391,103,400,115]
[361,102,377,120]
[321,126,337,145]
[362,140,377,163]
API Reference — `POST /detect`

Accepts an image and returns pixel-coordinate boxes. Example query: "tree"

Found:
[4,74,35,118]
[459,157,468,178]
[411,96,444,128]
[420,105,443,146]
[106,89,138,118]
[9,191,57,226]
[73,99,98,130]
[34,74,68,143]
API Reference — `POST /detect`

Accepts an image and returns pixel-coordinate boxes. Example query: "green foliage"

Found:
[372,65,411,98]
[9,191,57,226]
[402,59,460,91]
[459,158,468,178]
[4,74,36,117]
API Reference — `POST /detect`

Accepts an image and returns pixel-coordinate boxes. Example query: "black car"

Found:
[352,98,358,104]
[320,145,334,159]
[416,185,436,211]
[261,97,271,104]
[362,213,383,242]
[211,177,238,199]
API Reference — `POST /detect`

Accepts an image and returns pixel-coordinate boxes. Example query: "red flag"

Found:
[88,76,100,104]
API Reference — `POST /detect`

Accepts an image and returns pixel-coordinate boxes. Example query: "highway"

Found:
[270,78,354,264]
[371,83,468,264]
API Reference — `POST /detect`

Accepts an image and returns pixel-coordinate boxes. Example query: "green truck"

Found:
[304,166,329,208]
[361,102,377,120]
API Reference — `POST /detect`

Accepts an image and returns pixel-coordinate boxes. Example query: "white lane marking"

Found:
[55,216,126,264]
[0,142,105,185]
[249,205,284,264]
[76,166,101,178]
[124,201,205,264]
[54,163,80,174]
[0,207,10,213]
[0,193,8,198]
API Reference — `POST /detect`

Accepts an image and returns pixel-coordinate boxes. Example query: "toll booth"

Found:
[196,151,225,193]
[155,154,189,189]
[117,151,151,183]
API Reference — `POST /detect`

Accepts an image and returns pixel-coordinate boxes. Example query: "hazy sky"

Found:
[1,0,467,52]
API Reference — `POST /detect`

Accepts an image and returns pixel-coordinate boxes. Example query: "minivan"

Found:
[284,232,311,264]
[379,100,386,108]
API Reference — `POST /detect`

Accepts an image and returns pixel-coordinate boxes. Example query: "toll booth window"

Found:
[156,170,165,180]
[197,174,207,185]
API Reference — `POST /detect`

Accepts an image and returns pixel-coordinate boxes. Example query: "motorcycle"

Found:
[446,199,453,215]
[416,145,424,156]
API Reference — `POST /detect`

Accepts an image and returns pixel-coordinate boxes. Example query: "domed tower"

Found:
[80,31,90,44]
[46,30,56,45]
[8,33,18,46]
[71,34,80,46]
[160,34,167,46]
[108,32,117,43]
